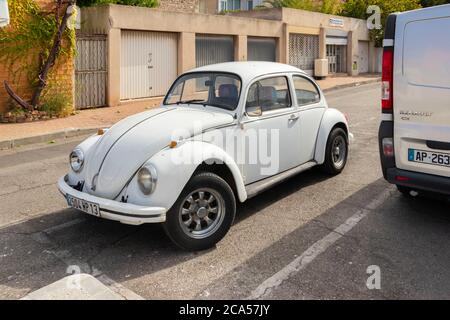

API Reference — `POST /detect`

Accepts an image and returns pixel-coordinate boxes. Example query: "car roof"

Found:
[189,61,306,83]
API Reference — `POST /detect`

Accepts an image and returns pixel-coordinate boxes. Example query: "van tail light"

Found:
[382,137,394,157]
[381,49,394,112]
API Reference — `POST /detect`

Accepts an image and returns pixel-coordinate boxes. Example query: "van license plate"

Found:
[408,148,450,167]
[67,195,100,217]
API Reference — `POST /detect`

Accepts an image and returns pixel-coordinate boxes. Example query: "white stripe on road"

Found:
[42,218,86,234]
[247,187,394,300]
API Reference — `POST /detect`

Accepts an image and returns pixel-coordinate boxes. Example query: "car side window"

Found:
[293,75,320,106]
[245,76,291,114]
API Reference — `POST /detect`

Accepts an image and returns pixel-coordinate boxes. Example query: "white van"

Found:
[379,5,450,196]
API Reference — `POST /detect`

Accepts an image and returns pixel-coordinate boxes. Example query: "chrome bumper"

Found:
[57,175,166,225]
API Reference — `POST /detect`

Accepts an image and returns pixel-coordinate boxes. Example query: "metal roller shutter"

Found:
[247,37,276,62]
[196,34,234,67]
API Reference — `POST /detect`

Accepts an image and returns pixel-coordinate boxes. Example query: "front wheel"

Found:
[321,127,348,175]
[163,172,236,251]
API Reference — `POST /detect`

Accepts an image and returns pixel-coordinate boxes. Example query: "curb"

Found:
[0,127,99,150]
[0,78,380,150]
[322,77,380,93]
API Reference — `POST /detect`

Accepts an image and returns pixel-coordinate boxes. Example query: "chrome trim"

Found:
[245,161,317,198]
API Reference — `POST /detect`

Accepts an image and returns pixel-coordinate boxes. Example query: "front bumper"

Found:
[57,175,166,225]
[386,168,450,196]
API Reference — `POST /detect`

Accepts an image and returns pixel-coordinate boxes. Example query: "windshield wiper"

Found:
[177,99,207,106]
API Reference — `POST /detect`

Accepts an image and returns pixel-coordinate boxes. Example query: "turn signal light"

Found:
[169,141,177,148]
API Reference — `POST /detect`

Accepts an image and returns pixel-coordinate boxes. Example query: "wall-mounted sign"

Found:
[329,18,344,28]
[0,0,10,28]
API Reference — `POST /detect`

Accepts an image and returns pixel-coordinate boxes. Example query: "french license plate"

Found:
[67,195,100,217]
[408,148,450,167]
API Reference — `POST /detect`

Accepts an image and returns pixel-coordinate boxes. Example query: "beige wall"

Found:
[80,4,373,107]
[80,4,284,107]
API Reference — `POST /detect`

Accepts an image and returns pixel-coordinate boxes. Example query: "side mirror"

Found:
[246,105,262,117]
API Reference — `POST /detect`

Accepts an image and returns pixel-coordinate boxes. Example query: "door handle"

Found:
[288,114,299,122]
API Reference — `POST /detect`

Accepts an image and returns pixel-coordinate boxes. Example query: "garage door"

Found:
[289,34,319,75]
[248,37,276,62]
[121,30,178,100]
[358,41,369,73]
[196,34,234,67]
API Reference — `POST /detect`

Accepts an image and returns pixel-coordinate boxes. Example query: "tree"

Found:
[1,0,76,111]
[341,0,421,46]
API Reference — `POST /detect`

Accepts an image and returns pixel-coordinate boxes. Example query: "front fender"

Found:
[314,108,349,164]
[124,141,247,211]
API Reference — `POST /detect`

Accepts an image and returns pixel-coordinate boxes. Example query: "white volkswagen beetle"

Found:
[58,62,350,251]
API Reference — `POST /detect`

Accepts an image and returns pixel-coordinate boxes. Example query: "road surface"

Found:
[1,83,449,299]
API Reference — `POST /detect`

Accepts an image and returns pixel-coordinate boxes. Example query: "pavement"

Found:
[1,82,449,300]
[0,74,380,149]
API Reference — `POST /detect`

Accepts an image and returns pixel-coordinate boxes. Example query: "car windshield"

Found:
[164,72,241,110]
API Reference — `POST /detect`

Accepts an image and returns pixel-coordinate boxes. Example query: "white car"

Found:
[379,5,450,197]
[58,62,350,251]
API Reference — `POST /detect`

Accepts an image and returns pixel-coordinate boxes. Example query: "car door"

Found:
[292,74,326,164]
[239,75,302,185]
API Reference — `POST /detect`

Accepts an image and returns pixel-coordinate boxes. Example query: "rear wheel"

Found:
[163,172,236,251]
[321,127,348,175]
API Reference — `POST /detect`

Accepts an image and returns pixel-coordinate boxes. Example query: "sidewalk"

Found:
[0,74,380,149]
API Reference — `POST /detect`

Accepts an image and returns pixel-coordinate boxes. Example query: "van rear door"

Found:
[394,5,450,178]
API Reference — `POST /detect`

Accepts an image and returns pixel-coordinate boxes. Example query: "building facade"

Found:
[76,4,378,110]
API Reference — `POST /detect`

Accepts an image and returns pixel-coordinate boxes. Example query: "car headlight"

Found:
[137,165,157,195]
[69,149,84,172]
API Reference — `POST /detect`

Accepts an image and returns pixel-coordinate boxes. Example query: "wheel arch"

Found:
[314,108,349,164]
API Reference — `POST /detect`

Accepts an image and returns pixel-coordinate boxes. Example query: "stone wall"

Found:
[0,0,74,115]
[158,0,199,13]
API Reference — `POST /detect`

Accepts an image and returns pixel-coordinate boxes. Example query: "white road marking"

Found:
[42,218,86,234]
[247,187,394,300]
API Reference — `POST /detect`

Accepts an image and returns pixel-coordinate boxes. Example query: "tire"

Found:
[163,172,236,251]
[321,127,348,175]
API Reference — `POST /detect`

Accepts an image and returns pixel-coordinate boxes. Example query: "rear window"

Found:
[403,17,450,89]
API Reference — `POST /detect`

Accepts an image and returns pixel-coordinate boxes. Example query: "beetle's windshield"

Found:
[164,72,241,110]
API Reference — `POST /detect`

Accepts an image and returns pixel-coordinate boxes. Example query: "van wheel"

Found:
[321,127,348,175]
[163,172,236,251]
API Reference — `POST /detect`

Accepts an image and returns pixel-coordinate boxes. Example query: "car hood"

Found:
[83,106,234,199]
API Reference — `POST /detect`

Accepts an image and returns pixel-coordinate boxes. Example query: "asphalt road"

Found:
[1,83,449,300]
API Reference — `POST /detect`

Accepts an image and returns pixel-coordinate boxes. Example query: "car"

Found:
[378,5,450,197]
[58,61,350,251]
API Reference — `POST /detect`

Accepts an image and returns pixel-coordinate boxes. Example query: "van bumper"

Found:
[386,168,450,196]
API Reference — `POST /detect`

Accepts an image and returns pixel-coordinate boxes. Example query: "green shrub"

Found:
[77,0,158,8]
[40,92,73,117]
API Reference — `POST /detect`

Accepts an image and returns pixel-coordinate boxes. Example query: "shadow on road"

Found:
[1,169,449,299]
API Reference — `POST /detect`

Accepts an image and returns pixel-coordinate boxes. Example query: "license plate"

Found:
[67,195,100,217]
[408,148,450,167]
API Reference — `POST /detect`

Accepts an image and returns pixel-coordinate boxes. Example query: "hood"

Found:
[83,106,234,199]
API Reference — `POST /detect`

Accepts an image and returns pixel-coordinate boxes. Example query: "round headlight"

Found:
[69,149,84,172]
[137,165,157,195]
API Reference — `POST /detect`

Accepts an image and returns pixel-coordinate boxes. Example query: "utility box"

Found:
[314,59,328,79]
